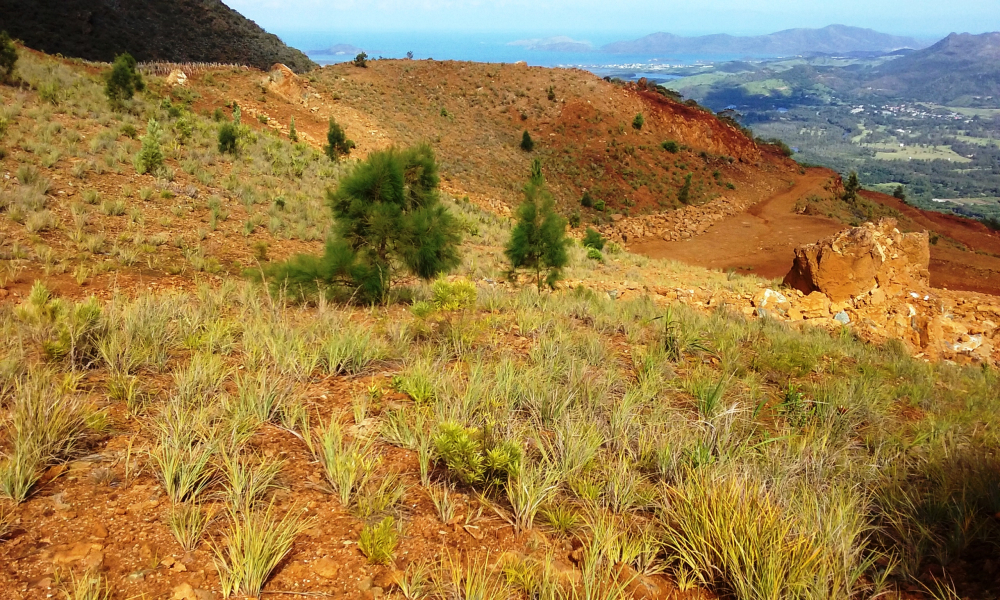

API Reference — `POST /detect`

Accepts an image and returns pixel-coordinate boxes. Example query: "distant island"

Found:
[307,43,366,56]
[510,24,929,57]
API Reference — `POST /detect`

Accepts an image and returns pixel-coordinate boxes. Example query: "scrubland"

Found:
[1,49,999,600]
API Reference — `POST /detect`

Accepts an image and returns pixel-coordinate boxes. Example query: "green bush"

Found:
[580,191,594,208]
[632,113,645,130]
[661,140,679,153]
[135,118,164,175]
[678,173,693,205]
[433,422,521,488]
[568,210,581,228]
[264,144,462,303]
[105,53,144,105]
[353,52,368,68]
[431,279,477,311]
[218,122,239,155]
[505,160,569,289]
[582,227,605,251]
[586,247,603,261]
[0,31,18,82]
[324,118,354,161]
[520,130,534,152]
[288,117,298,142]
[593,199,606,212]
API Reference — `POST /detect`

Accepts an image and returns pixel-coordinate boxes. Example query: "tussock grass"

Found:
[213,502,312,598]
[315,417,377,507]
[167,502,213,552]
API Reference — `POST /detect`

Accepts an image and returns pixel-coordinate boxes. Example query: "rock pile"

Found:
[783,218,929,302]
[769,218,998,364]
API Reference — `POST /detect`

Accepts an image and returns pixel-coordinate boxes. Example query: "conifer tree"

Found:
[289,116,298,142]
[325,118,354,161]
[265,144,461,303]
[105,53,145,105]
[520,130,534,152]
[135,118,164,175]
[505,160,569,290]
[843,171,861,204]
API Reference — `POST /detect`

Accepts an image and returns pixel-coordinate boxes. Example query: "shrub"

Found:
[218,122,239,155]
[593,199,606,212]
[433,422,521,488]
[265,144,462,303]
[135,118,164,175]
[581,191,594,208]
[353,52,368,67]
[358,516,399,565]
[288,116,298,142]
[0,30,17,83]
[431,278,477,311]
[586,247,603,261]
[520,130,534,152]
[678,173,693,205]
[568,210,581,228]
[582,227,605,251]
[662,140,679,153]
[105,53,145,105]
[324,118,354,161]
[632,113,645,130]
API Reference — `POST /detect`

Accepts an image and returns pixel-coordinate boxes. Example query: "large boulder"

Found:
[783,218,929,302]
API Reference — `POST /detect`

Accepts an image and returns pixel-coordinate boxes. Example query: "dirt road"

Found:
[629,169,844,279]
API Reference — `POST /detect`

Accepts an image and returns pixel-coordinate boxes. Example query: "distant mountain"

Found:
[864,32,1000,103]
[604,25,927,56]
[0,0,315,73]
[508,36,594,53]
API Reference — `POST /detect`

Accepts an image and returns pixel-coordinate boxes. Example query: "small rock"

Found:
[313,556,340,580]
[834,311,851,325]
[93,523,109,539]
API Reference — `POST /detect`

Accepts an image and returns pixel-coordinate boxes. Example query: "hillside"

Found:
[0,0,315,73]
[603,25,926,56]
[866,32,1000,103]
[1,46,1000,600]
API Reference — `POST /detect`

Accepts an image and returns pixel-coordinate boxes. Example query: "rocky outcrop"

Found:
[783,218,930,302]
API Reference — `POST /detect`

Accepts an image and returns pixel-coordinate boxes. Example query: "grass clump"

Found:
[213,502,312,598]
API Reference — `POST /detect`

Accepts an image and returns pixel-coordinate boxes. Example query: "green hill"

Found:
[0,0,315,73]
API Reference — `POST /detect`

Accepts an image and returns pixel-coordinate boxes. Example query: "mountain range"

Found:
[0,0,315,72]
[604,25,927,56]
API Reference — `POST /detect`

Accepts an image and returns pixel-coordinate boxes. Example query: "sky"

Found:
[227,0,1000,40]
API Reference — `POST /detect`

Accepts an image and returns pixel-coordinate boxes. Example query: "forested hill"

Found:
[866,32,1000,103]
[0,0,315,73]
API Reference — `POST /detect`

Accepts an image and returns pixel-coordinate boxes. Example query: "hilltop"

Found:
[866,32,1000,103]
[0,0,315,73]
[603,25,927,56]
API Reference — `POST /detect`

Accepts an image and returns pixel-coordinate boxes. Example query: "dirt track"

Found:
[628,169,845,279]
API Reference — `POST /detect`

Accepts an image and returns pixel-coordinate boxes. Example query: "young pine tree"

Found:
[0,31,18,83]
[289,116,298,142]
[843,171,861,204]
[325,118,355,161]
[505,160,569,290]
[520,130,535,152]
[265,144,462,303]
[105,53,145,105]
[135,118,164,175]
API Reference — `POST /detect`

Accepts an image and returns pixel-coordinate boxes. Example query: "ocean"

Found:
[275,30,751,83]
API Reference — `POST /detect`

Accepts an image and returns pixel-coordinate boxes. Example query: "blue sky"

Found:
[228,0,1000,39]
